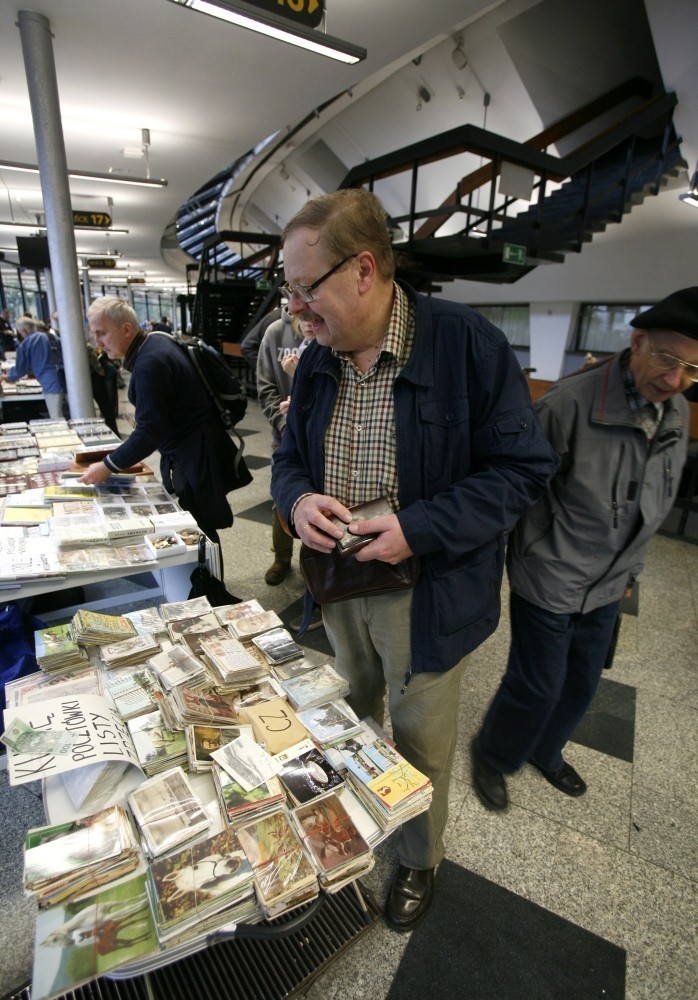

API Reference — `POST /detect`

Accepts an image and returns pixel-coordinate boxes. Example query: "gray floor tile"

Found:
[540,828,698,1000]
[630,782,698,881]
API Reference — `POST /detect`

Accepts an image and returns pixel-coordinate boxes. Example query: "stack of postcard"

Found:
[278,663,350,712]
[213,598,264,628]
[291,791,374,892]
[165,686,239,728]
[71,609,138,645]
[237,808,319,919]
[4,666,103,710]
[296,699,363,749]
[185,723,252,773]
[105,666,160,721]
[147,644,210,691]
[100,632,162,669]
[31,872,158,1000]
[227,608,284,641]
[199,636,268,687]
[34,623,90,673]
[50,521,110,548]
[212,763,286,828]
[167,612,231,658]
[127,709,188,776]
[146,828,258,944]
[160,596,213,623]
[274,738,345,806]
[340,736,433,833]
[124,606,167,637]
[100,514,153,543]
[251,627,304,666]
[23,804,141,908]
[128,766,211,859]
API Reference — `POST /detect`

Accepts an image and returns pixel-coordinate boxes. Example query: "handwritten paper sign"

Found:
[3,694,140,787]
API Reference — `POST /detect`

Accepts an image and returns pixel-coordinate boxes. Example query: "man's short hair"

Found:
[282,189,395,282]
[87,296,140,329]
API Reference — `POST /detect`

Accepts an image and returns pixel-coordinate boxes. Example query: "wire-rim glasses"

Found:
[648,351,698,382]
[281,254,356,303]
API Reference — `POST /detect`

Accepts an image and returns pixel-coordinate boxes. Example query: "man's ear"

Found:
[629,329,646,354]
[356,251,376,293]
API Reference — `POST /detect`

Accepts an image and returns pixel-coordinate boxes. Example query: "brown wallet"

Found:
[330,497,394,557]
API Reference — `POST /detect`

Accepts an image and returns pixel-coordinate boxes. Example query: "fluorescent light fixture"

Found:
[0,159,167,188]
[121,147,145,158]
[0,220,129,234]
[167,0,366,64]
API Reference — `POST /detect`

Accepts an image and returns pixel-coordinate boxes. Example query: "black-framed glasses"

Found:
[648,351,698,382]
[281,254,356,303]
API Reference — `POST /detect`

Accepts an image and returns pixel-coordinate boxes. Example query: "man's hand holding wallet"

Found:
[293,494,413,564]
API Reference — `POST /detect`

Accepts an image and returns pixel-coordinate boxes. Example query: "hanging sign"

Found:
[503,243,527,265]
[86,258,117,269]
[242,0,324,28]
[72,211,112,228]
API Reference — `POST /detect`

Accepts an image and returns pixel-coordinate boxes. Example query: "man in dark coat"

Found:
[79,297,245,548]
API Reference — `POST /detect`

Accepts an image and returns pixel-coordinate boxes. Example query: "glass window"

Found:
[575,303,652,353]
[473,304,530,347]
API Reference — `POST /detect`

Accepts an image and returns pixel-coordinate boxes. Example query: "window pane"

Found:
[576,303,652,353]
[473,304,530,347]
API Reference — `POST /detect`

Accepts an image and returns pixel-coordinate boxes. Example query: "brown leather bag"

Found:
[299,544,420,604]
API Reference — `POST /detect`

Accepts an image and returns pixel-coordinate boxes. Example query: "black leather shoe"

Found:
[385,864,435,932]
[470,738,508,811]
[529,758,587,797]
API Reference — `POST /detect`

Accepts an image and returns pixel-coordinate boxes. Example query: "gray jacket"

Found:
[507,354,689,614]
[256,310,303,448]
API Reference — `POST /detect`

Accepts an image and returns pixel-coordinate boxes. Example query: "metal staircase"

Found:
[340,78,686,287]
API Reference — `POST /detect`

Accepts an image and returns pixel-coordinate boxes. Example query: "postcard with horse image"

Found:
[31,873,157,1000]
[148,828,254,931]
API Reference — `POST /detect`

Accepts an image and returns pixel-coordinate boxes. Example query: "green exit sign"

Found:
[503,243,527,265]
[255,279,273,291]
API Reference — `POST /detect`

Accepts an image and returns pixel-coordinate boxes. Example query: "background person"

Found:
[256,307,301,586]
[0,318,65,418]
[471,286,697,811]
[79,297,245,556]
[271,189,558,931]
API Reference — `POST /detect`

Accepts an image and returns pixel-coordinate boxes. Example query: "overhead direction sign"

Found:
[242,0,324,28]
[86,258,116,269]
[72,211,112,228]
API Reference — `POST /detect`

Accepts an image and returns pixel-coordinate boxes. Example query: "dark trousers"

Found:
[478,591,620,774]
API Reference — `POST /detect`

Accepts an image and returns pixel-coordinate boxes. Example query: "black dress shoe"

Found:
[529,758,587,797]
[470,738,508,811]
[385,864,435,932]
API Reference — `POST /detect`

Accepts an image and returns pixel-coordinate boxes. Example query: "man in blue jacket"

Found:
[271,189,558,931]
[1,318,65,418]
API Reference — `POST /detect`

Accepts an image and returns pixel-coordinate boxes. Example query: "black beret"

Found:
[630,287,698,340]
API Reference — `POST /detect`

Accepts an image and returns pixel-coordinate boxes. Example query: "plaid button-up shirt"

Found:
[323,284,415,510]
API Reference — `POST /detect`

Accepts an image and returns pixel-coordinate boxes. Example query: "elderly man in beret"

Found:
[472,286,698,810]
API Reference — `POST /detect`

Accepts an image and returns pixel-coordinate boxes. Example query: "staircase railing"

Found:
[339,79,683,265]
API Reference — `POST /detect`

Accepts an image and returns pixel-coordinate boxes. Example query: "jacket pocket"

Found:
[418,395,469,484]
[430,539,502,637]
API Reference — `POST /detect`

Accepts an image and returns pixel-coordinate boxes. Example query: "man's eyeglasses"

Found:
[648,351,698,382]
[281,254,356,303]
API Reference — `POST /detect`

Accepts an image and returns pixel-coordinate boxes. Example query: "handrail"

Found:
[337,78,677,242]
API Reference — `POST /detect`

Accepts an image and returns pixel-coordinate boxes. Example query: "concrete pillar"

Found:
[17,10,94,418]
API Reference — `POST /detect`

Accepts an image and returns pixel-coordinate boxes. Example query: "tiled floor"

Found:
[1,394,696,1000]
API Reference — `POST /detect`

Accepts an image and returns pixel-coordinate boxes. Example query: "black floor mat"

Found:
[387,860,626,1000]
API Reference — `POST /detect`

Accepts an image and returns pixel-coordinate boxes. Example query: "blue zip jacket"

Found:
[272,282,559,674]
